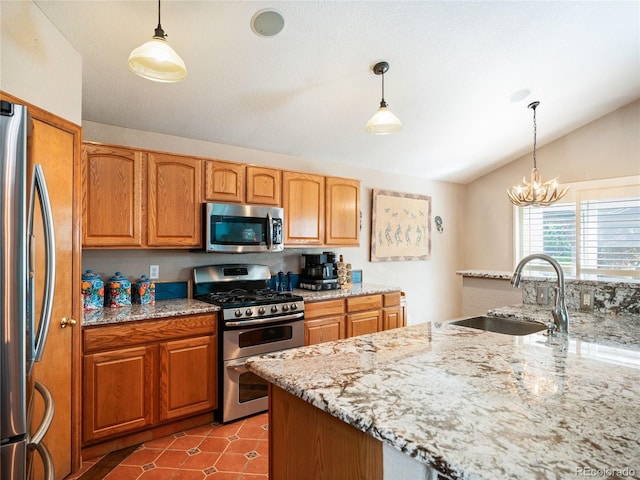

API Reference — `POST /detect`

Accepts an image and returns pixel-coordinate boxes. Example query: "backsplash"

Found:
[521,278,640,316]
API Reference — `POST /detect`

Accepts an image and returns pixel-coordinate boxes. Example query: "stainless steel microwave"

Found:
[203,203,284,253]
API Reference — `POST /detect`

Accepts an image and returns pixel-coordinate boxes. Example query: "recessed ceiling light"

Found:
[509,89,531,103]
[251,9,285,37]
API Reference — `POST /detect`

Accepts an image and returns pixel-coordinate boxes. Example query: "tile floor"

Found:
[69,413,269,480]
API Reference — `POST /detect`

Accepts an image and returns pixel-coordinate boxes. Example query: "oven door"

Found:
[222,315,304,360]
[222,355,269,423]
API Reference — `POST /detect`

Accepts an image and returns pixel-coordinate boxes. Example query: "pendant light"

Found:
[366,61,402,134]
[128,0,187,83]
[507,101,568,207]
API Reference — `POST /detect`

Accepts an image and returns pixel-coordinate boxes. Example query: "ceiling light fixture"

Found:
[366,61,402,134]
[128,0,187,83]
[507,101,568,207]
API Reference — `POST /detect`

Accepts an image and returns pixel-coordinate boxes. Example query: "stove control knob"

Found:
[258,307,266,315]
[235,309,243,318]
[245,309,253,317]
[290,303,297,311]
[282,304,289,312]
[271,305,278,313]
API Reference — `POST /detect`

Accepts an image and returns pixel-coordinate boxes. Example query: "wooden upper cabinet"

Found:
[283,172,325,245]
[204,160,244,203]
[246,166,281,205]
[325,176,360,246]
[147,153,202,247]
[82,144,143,247]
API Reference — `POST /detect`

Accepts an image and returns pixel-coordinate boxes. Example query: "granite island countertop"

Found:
[246,308,640,479]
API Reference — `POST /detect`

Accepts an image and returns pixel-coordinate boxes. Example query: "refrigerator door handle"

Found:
[27,164,56,369]
[28,380,55,446]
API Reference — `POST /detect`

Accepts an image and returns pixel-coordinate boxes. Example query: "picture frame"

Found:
[370,189,431,262]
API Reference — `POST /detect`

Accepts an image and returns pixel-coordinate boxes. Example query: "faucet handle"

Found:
[546,322,556,336]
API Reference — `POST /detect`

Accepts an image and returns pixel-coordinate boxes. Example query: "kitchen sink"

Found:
[449,316,547,336]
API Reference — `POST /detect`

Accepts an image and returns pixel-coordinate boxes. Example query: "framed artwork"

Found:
[371,189,431,262]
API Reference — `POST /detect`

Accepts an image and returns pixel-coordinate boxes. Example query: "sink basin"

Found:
[450,316,546,336]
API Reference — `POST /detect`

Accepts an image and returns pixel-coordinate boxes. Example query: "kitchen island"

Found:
[246,308,640,479]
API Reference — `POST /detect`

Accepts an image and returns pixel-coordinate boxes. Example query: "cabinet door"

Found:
[204,160,244,203]
[148,153,202,247]
[305,316,345,345]
[383,307,402,330]
[283,172,324,245]
[347,310,381,338]
[325,176,360,246]
[247,166,282,205]
[159,335,217,422]
[83,346,156,443]
[82,143,143,246]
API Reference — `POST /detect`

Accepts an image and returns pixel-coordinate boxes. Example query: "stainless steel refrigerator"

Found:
[1,100,56,479]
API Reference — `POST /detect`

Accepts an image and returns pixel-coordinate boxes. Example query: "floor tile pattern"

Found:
[70,413,269,480]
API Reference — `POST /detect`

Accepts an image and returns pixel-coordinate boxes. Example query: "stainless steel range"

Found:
[193,264,305,423]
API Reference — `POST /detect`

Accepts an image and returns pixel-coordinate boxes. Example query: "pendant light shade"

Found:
[128,0,187,83]
[366,61,402,134]
[507,101,568,207]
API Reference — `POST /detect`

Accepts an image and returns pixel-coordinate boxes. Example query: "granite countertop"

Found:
[456,270,514,280]
[82,298,220,327]
[294,283,402,302]
[246,307,640,479]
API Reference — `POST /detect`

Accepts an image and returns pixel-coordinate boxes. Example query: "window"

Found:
[516,177,640,279]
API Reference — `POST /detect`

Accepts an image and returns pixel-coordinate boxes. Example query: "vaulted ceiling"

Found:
[35,0,640,183]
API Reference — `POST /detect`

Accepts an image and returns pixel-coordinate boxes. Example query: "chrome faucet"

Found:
[511,254,569,333]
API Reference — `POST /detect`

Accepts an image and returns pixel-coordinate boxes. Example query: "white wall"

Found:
[0,1,82,124]
[82,122,466,324]
[463,100,640,271]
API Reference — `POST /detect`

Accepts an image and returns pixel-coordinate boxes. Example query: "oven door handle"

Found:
[225,311,304,327]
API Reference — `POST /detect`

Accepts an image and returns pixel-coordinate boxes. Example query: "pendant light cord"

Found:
[154,0,166,39]
[380,72,387,108]
[531,102,538,169]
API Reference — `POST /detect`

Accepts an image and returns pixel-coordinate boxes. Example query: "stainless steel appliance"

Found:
[299,252,339,291]
[193,264,304,423]
[1,101,55,479]
[203,203,284,253]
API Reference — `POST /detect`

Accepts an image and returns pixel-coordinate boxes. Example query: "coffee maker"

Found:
[299,252,339,290]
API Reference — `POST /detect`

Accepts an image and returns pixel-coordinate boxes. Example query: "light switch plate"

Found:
[536,286,550,305]
[149,265,160,279]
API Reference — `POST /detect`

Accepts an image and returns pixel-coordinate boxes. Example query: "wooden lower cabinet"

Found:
[159,336,216,421]
[269,384,383,480]
[83,346,156,443]
[82,314,217,446]
[305,292,402,345]
[304,299,345,345]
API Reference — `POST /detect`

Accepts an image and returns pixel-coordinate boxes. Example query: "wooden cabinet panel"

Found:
[269,385,383,480]
[283,172,324,245]
[82,143,143,246]
[347,310,381,337]
[347,294,382,313]
[304,299,345,319]
[305,316,345,345]
[325,176,360,246]
[83,345,156,443]
[148,153,202,247]
[159,335,216,421]
[247,166,281,205]
[382,307,402,330]
[383,292,401,307]
[204,160,244,203]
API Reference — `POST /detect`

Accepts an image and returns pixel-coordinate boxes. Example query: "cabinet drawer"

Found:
[305,299,345,319]
[346,295,382,312]
[84,314,217,353]
[383,292,401,307]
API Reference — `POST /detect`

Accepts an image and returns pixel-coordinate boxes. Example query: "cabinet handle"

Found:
[60,317,77,328]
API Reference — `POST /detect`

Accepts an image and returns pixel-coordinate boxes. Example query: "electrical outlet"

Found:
[536,286,550,305]
[580,289,594,311]
[149,265,160,279]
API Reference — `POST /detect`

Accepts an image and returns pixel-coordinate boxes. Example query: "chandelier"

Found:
[507,101,568,207]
